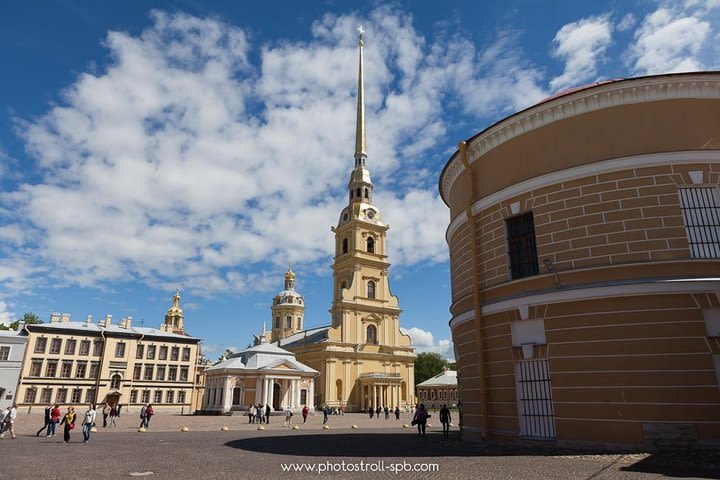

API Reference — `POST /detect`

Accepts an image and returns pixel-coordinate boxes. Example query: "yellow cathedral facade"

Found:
[269,27,415,412]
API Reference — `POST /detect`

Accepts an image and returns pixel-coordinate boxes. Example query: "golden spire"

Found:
[354,25,366,160]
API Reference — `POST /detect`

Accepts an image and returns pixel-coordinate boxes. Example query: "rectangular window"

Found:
[154,390,163,403]
[507,212,539,280]
[182,347,191,362]
[180,366,189,382]
[34,337,47,353]
[141,390,150,403]
[30,359,42,377]
[79,340,90,356]
[166,390,174,404]
[515,359,556,439]
[159,346,168,360]
[50,338,62,354]
[156,365,166,381]
[56,388,67,404]
[133,364,142,380]
[144,365,154,381]
[40,388,53,404]
[75,362,87,378]
[64,339,77,355]
[147,345,156,360]
[679,187,720,258]
[136,344,144,359]
[168,366,178,381]
[71,388,82,404]
[171,347,179,361]
[130,390,138,404]
[0,346,9,361]
[89,362,99,379]
[24,387,37,404]
[115,342,126,358]
[60,361,73,378]
[45,360,58,378]
[93,340,103,356]
[85,389,96,404]
[178,390,186,404]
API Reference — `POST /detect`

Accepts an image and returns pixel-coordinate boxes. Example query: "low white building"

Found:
[0,330,28,409]
[416,368,458,409]
[202,332,317,414]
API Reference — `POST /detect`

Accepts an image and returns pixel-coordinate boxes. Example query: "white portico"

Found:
[202,334,317,414]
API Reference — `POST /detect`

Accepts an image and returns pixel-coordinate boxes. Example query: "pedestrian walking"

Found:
[394,406,400,420]
[48,404,61,436]
[36,404,52,437]
[82,404,96,443]
[110,405,118,427]
[283,408,293,427]
[60,407,76,443]
[301,405,309,423]
[384,406,389,420]
[376,406,381,419]
[116,403,122,417]
[265,404,271,424]
[249,405,255,424]
[256,404,263,424]
[0,403,18,439]
[368,407,373,419]
[439,404,451,438]
[144,404,154,428]
[411,403,429,437]
[322,405,329,424]
[102,404,110,427]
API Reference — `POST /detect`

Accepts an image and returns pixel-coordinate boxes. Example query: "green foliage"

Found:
[0,312,43,331]
[414,352,449,386]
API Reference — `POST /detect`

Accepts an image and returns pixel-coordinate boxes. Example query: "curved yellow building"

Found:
[440,72,720,446]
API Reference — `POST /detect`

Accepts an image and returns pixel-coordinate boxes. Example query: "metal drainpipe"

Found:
[458,141,489,440]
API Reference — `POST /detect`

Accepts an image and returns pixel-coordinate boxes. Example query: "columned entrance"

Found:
[358,373,404,411]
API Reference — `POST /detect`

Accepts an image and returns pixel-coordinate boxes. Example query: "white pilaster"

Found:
[268,378,275,410]
[222,377,233,412]
[373,385,377,409]
[309,379,315,410]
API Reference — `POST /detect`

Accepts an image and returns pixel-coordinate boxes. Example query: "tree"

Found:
[448,361,457,370]
[414,352,448,386]
[0,312,43,331]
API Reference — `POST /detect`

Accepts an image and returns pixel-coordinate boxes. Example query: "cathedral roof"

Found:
[208,341,317,373]
[417,369,457,387]
[274,325,331,349]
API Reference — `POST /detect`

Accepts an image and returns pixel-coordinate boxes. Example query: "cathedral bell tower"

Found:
[163,287,185,335]
[270,266,305,342]
[329,26,403,347]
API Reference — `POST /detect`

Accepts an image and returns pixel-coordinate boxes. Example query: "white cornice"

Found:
[440,74,720,202]
[445,150,720,243]
[449,279,720,329]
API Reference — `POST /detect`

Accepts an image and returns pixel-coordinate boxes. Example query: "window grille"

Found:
[515,359,555,439]
[507,212,539,279]
[679,187,720,258]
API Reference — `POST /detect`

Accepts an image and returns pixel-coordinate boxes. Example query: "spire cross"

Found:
[358,25,364,40]
[175,282,181,295]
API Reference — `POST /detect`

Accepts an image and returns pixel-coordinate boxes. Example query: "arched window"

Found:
[110,374,121,389]
[367,280,376,299]
[366,324,377,344]
[274,316,280,329]
[356,187,361,198]
[286,316,292,328]
[364,188,369,198]
[367,237,375,253]
[342,238,348,254]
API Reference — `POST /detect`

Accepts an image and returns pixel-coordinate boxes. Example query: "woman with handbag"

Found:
[60,406,76,443]
[412,404,429,436]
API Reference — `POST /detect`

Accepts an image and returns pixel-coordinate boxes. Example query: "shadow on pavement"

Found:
[226,432,474,457]
[620,450,720,480]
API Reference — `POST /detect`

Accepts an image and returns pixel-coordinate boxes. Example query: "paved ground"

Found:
[1,411,719,479]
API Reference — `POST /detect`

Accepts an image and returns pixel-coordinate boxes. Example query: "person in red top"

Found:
[301,405,309,423]
[47,404,61,437]
[144,404,154,429]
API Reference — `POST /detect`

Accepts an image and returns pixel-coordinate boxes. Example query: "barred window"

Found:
[130,390,138,403]
[40,388,53,404]
[64,339,76,355]
[29,359,42,377]
[0,346,10,361]
[89,362,100,379]
[46,360,58,378]
[56,388,67,403]
[133,364,142,380]
[156,365,166,381]
[79,340,90,356]
[115,342,126,358]
[154,390,163,404]
[507,212,539,280]
[141,390,150,403]
[168,366,178,381]
[180,366,189,382]
[178,390,186,403]
[136,345,144,359]
[75,362,87,378]
[93,340,103,356]
[679,187,720,258]
[35,337,47,353]
[159,346,168,360]
[50,338,62,354]
[71,388,82,403]
[182,348,191,362]
[147,345,156,360]
[171,347,179,361]
[166,390,175,404]
[144,365,154,381]
[24,387,37,404]
[60,361,72,378]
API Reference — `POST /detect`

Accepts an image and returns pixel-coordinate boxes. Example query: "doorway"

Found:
[272,383,281,411]
[232,387,242,406]
[106,392,120,407]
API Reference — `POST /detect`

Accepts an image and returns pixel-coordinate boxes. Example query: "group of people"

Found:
[32,404,95,443]
[101,403,122,427]
[367,405,401,420]
[248,403,271,424]
[0,403,18,439]
[411,403,452,437]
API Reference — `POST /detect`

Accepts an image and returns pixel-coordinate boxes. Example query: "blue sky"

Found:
[1,1,719,359]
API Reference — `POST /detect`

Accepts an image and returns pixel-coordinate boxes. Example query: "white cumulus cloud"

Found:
[401,326,454,360]
[0,301,14,325]
[550,15,613,92]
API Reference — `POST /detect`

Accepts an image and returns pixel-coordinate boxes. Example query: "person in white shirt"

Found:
[283,407,293,427]
[82,404,97,444]
[0,404,18,439]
